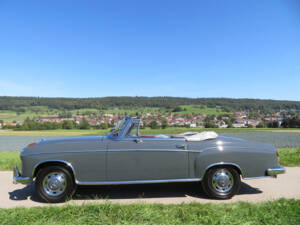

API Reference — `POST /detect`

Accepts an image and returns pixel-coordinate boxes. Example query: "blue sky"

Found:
[0,0,299,100]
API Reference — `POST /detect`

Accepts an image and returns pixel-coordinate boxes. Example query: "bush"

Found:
[149,121,159,129]
[79,118,90,129]
[256,122,265,128]
[62,120,75,129]
[100,123,109,129]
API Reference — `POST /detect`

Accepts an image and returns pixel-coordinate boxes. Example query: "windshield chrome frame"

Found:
[108,116,141,139]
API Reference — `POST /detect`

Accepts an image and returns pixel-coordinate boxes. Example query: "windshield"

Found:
[110,117,127,136]
[125,121,139,137]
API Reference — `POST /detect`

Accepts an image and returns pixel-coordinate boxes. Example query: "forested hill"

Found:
[1,96,300,113]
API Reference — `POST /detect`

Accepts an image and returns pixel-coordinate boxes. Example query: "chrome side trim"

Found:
[32,160,77,179]
[202,162,244,179]
[108,149,189,152]
[13,165,32,185]
[243,176,275,180]
[24,149,203,156]
[24,150,107,156]
[76,178,201,185]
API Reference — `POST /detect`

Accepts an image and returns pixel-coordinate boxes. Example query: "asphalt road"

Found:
[1,167,300,208]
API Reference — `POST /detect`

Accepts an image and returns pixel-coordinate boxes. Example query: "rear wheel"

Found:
[35,165,76,203]
[201,166,240,199]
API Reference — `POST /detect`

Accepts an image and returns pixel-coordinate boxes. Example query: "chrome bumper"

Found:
[267,166,285,176]
[13,166,32,185]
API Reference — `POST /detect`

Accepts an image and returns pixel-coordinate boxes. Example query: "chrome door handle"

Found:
[176,144,186,149]
[134,138,143,143]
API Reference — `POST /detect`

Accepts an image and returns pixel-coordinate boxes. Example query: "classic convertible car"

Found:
[13,116,285,202]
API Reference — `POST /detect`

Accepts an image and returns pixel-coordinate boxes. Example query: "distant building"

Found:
[232,123,246,128]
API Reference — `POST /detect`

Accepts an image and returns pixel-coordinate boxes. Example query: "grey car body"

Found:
[14,116,285,198]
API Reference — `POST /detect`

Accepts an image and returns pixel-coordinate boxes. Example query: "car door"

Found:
[106,137,188,181]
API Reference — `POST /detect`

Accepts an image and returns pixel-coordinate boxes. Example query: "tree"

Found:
[172,106,183,112]
[100,122,109,129]
[204,122,218,128]
[161,119,168,129]
[256,122,265,128]
[79,118,90,129]
[149,120,159,129]
[62,120,75,129]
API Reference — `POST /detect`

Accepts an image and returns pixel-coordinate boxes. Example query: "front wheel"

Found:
[201,166,240,199]
[35,165,76,203]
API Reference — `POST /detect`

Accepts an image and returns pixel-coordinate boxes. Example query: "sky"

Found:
[0,0,300,100]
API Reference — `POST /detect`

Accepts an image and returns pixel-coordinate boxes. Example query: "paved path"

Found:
[1,167,300,208]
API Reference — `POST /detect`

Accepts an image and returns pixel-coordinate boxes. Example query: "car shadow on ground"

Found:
[9,181,262,203]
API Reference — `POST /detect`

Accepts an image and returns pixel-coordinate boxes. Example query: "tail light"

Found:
[276,150,279,158]
[28,142,37,147]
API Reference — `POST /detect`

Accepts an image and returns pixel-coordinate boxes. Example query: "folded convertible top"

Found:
[174,131,218,141]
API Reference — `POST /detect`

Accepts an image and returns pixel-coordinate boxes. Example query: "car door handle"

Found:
[134,138,143,143]
[176,144,186,149]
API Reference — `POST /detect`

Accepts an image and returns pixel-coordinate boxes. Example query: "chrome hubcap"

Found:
[42,172,66,197]
[212,169,234,193]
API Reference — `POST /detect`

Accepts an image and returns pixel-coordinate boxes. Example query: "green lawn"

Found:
[0,152,20,171]
[0,199,299,224]
[278,148,300,167]
[1,148,299,171]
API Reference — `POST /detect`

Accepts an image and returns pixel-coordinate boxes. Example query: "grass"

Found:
[0,107,162,123]
[0,152,20,171]
[176,105,226,115]
[0,106,63,122]
[1,148,299,171]
[278,148,300,167]
[0,199,299,224]
[0,105,222,123]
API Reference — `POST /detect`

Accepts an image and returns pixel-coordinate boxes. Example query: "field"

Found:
[0,105,226,122]
[0,199,299,224]
[0,106,162,123]
[0,107,52,122]
[175,105,226,115]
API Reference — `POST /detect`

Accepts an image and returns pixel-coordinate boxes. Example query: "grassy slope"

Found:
[0,105,225,122]
[176,105,226,115]
[1,148,299,171]
[0,199,299,224]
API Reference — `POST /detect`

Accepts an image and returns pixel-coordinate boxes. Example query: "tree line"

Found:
[1,96,300,114]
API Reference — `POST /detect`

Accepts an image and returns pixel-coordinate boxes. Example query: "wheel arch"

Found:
[33,160,76,180]
[201,162,244,180]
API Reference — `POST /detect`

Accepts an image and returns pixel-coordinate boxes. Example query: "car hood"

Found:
[22,136,107,155]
